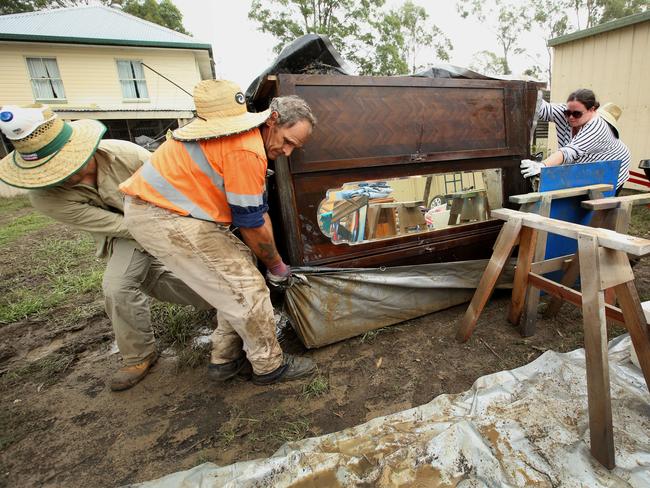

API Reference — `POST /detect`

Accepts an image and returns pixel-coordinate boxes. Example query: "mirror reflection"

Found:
[317,169,502,244]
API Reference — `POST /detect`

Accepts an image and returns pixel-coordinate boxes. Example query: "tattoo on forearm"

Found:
[258,242,279,263]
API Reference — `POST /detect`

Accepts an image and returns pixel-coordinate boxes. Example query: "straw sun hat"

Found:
[172,79,271,141]
[0,104,105,189]
[597,102,623,138]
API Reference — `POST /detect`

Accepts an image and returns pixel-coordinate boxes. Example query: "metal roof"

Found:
[0,5,211,50]
[549,10,650,47]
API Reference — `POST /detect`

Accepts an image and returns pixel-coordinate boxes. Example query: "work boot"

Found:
[207,356,253,382]
[251,354,316,386]
[110,351,158,391]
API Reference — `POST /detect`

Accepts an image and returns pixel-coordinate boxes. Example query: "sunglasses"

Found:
[563,109,584,118]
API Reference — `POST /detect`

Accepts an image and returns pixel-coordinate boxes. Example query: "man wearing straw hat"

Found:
[120,79,317,385]
[0,105,212,391]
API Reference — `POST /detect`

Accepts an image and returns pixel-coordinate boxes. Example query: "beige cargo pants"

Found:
[123,196,283,375]
[103,238,211,366]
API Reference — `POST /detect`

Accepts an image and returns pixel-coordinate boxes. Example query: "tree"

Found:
[597,0,648,24]
[384,1,452,74]
[470,50,508,76]
[249,0,452,76]
[121,0,190,34]
[530,0,570,85]
[1,0,58,14]
[568,0,648,28]
[457,0,533,75]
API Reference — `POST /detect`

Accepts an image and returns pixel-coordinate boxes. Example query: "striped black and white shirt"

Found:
[538,100,630,188]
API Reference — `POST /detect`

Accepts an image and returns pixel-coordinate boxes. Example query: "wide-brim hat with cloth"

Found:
[172,79,271,141]
[0,104,106,189]
[598,102,622,138]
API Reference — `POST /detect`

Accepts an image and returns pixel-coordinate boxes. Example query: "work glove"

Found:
[266,261,292,290]
[520,159,545,178]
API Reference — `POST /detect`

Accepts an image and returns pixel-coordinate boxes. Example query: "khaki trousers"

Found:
[103,238,211,366]
[123,196,283,375]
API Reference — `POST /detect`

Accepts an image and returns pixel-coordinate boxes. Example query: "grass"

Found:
[0,195,31,215]
[151,302,213,369]
[217,405,312,449]
[358,325,403,344]
[302,375,329,398]
[0,212,53,246]
[1,352,76,389]
[629,202,650,238]
[0,235,103,324]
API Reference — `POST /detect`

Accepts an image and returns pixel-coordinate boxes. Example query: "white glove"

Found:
[520,159,545,178]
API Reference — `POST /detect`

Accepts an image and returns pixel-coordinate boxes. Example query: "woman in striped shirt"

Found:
[521,88,630,191]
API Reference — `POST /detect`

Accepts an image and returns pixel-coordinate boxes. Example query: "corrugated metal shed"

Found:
[0,5,210,50]
[548,11,650,190]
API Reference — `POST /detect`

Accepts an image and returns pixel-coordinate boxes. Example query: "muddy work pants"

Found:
[123,196,283,375]
[103,238,211,366]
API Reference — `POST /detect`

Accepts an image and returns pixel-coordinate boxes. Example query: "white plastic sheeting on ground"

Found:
[130,335,649,488]
[286,260,514,348]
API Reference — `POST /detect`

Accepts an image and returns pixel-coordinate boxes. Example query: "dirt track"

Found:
[1,196,648,487]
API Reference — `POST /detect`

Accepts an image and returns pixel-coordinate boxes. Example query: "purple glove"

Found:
[266,261,292,288]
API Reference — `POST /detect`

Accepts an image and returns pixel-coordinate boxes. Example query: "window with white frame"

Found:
[116,60,149,100]
[26,57,66,100]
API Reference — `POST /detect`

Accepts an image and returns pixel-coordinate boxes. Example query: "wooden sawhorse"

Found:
[509,184,613,336]
[545,192,650,318]
[456,208,650,469]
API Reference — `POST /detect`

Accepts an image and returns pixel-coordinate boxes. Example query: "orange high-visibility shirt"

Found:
[120,128,268,228]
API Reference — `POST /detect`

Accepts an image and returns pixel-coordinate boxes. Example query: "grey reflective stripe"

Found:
[226,191,265,207]
[181,142,225,192]
[139,160,214,221]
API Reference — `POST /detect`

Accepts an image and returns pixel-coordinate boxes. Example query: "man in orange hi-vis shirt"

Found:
[120,79,317,386]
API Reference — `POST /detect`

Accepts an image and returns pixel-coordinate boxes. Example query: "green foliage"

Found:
[597,0,649,24]
[2,352,75,388]
[249,0,452,76]
[0,212,52,247]
[470,50,509,76]
[0,0,50,15]
[0,235,102,324]
[302,375,329,398]
[567,0,648,29]
[0,196,31,214]
[457,0,533,75]
[122,0,190,34]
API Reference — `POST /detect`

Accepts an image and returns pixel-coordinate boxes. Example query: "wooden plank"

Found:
[613,280,650,389]
[578,233,615,470]
[528,273,626,325]
[456,218,522,343]
[581,192,650,211]
[531,254,575,274]
[520,195,551,336]
[509,184,613,204]
[492,208,650,256]
[508,226,538,326]
[598,248,635,290]
[613,201,633,234]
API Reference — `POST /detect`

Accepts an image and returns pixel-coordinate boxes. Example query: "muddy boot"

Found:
[110,351,158,391]
[207,356,253,382]
[251,354,316,386]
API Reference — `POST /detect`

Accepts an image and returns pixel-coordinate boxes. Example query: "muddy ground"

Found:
[1,195,649,488]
